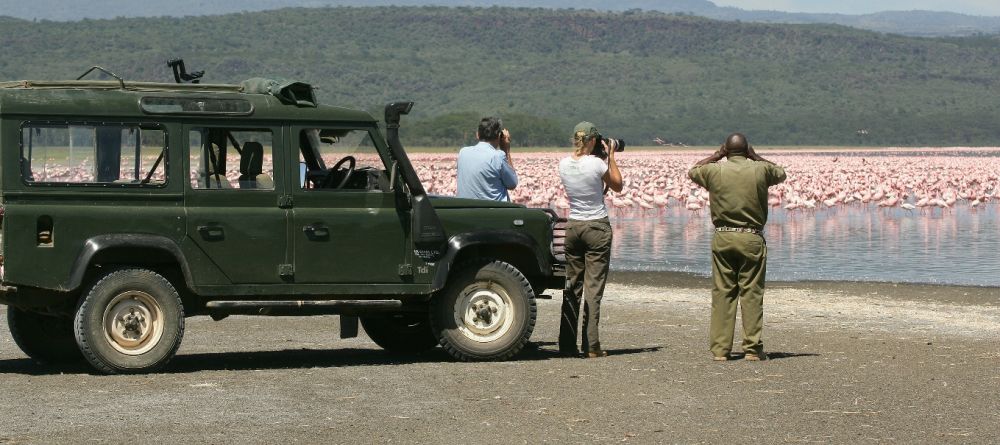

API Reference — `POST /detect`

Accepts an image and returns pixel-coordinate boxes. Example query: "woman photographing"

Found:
[557,122,623,358]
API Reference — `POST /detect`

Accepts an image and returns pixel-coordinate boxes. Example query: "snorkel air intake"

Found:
[385,102,446,261]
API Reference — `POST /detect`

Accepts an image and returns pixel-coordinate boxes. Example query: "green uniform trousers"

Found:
[559,218,612,354]
[710,231,767,357]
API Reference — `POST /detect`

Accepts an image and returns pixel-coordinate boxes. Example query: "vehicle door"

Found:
[290,126,412,284]
[184,125,290,284]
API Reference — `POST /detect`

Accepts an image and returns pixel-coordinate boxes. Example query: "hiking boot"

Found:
[585,350,608,358]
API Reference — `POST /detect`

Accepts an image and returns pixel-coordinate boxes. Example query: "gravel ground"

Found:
[0,273,998,444]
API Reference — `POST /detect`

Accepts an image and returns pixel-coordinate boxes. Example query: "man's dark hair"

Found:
[725,133,748,156]
[478,116,503,142]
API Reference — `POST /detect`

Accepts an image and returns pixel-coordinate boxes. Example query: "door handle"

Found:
[197,225,225,241]
[303,224,330,240]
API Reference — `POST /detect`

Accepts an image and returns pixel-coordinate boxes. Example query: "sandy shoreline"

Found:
[610,270,1000,307]
[601,271,1000,342]
[2,274,998,442]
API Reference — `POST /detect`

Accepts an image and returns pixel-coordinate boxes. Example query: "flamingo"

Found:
[392,149,998,217]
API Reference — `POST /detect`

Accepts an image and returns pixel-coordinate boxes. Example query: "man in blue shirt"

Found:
[456,117,518,201]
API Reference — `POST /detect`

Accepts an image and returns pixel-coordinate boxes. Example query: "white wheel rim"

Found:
[454,282,515,343]
[102,291,164,356]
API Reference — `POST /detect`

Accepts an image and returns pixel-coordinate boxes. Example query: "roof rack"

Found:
[0,80,243,93]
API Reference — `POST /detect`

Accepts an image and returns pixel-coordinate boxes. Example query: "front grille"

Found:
[552,218,566,265]
[540,208,567,268]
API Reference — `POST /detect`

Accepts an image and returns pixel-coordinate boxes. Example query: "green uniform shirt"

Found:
[688,156,786,229]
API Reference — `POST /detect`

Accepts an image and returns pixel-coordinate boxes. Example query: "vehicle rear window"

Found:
[21,123,167,186]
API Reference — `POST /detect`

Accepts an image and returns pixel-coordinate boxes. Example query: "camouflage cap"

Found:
[574,121,599,139]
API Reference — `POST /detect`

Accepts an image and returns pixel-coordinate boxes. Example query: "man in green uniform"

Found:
[688,133,786,361]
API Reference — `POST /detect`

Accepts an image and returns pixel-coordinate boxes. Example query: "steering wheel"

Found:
[322,155,356,189]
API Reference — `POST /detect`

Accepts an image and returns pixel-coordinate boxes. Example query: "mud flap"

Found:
[340,315,359,338]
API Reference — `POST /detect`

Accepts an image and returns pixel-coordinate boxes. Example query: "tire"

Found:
[431,259,536,361]
[361,313,438,354]
[74,268,185,374]
[7,307,84,365]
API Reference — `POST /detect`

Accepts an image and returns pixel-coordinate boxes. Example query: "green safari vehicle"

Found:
[0,66,565,374]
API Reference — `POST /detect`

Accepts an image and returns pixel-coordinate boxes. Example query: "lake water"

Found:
[610,204,999,287]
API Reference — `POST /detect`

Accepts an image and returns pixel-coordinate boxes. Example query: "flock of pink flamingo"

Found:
[411,148,999,216]
[28,148,999,218]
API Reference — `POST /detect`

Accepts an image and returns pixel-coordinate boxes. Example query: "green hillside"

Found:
[6,0,1000,37]
[1,7,999,146]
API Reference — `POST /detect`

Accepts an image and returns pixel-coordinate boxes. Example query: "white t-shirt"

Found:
[559,155,609,220]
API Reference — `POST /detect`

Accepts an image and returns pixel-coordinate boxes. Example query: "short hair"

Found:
[478,117,503,141]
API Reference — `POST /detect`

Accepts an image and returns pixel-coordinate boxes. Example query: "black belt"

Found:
[716,226,762,235]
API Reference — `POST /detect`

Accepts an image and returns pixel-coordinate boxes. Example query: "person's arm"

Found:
[693,144,727,166]
[500,156,518,190]
[767,164,787,186]
[500,129,513,168]
[746,144,786,185]
[688,145,724,188]
[746,144,775,165]
[602,139,623,193]
[498,130,518,190]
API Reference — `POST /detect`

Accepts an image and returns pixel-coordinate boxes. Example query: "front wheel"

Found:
[431,260,536,361]
[7,307,83,365]
[74,268,185,374]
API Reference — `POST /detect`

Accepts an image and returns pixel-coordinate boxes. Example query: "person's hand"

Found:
[747,144,767,162]
[746,144,774,164]
[694,143,726,166]
[713,143,728,161]
[499,129,511,152]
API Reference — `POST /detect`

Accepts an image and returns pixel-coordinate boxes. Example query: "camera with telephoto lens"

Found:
[591,134,626,160]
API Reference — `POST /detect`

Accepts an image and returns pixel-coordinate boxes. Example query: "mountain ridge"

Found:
[0,0,998,37]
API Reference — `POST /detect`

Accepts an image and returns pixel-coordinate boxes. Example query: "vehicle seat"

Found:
[239,141,274,189]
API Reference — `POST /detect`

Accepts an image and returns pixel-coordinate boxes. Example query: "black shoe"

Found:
[558,348,580,357]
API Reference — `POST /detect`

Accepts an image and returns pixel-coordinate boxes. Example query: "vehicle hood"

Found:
[428,195,524,209]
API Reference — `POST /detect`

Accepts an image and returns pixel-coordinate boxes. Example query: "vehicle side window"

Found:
[298,128,387,191]
[189,128,274,190]
[21,123,167,186]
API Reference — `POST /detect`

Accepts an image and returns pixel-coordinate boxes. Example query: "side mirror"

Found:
[389,161,398,192]
[390,162,412,210]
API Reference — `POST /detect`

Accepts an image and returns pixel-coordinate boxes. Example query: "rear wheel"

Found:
[361,313,437,354]
[7,307,83,365]
[74,268,185,374]
[431,260,536,361]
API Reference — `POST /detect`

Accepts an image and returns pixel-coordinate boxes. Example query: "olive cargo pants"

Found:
[559,218,612,354]
[710,231,767,357]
